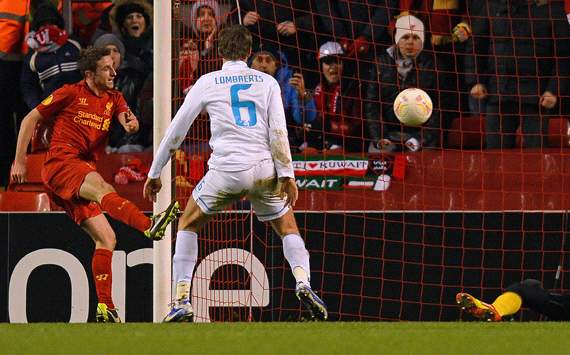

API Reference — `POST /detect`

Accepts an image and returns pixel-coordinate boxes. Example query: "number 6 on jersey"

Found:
[230,83,257,127]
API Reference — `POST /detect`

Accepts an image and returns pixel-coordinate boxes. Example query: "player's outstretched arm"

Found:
[10,108,44,184]
[267,81,295,180]
[145,78,205,200]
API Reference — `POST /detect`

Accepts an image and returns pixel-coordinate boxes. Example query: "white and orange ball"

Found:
[393,88,433,127]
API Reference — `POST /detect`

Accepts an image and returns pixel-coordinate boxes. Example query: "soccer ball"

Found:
[393,88,433,127]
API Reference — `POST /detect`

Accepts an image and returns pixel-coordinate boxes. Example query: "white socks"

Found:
[173,230,198,300]
[175,280,190,302]
[282,234,311,286]
[172,231,310,299]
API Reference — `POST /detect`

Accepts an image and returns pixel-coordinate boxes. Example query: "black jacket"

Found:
[313,0,397,48]
[118,30,153,114]
[465,0,570,104]
[232,0,314,68]
[108,31,153,148]
[20,40,82,109]
[365,47,441,147]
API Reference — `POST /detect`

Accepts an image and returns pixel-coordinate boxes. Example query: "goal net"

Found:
[167,0,570,321]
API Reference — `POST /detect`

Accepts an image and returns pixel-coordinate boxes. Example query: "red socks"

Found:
[92,248,115,309]
[100,192,150,232]
[95,193,151,308]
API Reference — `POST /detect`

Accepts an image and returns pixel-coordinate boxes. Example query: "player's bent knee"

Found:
[92,184,117,204]
[81,174,117,202]
[99,181,116,195]
[506,278,541,294]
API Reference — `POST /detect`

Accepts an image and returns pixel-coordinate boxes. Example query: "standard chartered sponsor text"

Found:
[73,110,106,129]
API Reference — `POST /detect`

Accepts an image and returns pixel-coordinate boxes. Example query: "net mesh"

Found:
[171,0,570,321]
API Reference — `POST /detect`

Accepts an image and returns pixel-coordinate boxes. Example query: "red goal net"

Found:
[171,0,570,321]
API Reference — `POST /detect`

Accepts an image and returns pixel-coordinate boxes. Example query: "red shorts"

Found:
[42,150,102,225]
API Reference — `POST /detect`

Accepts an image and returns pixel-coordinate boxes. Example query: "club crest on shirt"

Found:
[104,101,113,115]
[41,94,53,106]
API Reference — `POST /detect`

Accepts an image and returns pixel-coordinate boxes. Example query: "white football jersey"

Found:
[148,60,294,179]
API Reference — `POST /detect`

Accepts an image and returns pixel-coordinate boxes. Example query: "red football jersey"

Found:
[36,80,129,160]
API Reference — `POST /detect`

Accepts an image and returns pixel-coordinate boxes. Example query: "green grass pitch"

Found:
[1,322,569,355]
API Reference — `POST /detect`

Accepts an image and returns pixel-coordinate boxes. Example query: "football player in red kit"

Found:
[10,47,179,322]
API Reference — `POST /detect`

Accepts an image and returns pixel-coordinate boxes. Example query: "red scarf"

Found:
[178,53,200,94]
[27,25,69,53]
[314,83,341,115]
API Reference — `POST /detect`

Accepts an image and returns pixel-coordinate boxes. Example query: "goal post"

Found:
[152,0,173,323]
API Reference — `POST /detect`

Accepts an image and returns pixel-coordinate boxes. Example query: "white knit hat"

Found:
[190,0,221,34]
[395,15,425,45]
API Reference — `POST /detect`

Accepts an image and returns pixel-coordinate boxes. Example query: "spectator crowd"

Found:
[1,0,570,188]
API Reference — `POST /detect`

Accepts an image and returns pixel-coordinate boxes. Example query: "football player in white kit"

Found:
[144,25,327,322]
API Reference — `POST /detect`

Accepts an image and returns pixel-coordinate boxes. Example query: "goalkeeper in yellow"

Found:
[144,25,327,322]
[457,279,570,321]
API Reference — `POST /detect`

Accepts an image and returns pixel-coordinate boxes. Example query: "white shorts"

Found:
[192,159,289,222]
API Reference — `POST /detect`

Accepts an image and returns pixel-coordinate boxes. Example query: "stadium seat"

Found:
[547,117,570,148]
[299,147,320,155]
[8,153,46,192]
[0,191,51,211]
[447,115,485,149]
[515,117,570,148]
[323,147,345,156]
[30,121,53,153]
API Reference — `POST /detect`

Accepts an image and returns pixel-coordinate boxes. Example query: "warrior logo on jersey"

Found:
[41,94,53,106]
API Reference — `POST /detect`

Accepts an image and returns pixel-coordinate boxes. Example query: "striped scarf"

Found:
[26,25,69,53]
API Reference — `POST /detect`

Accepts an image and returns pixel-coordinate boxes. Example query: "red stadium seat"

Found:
[0,191,51,211]
[547,117,570,148]
[30,121,53,153]
[299,147,320,155]
[8,153,46,192]
[515,117,570,148]
[447,115,485,149]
